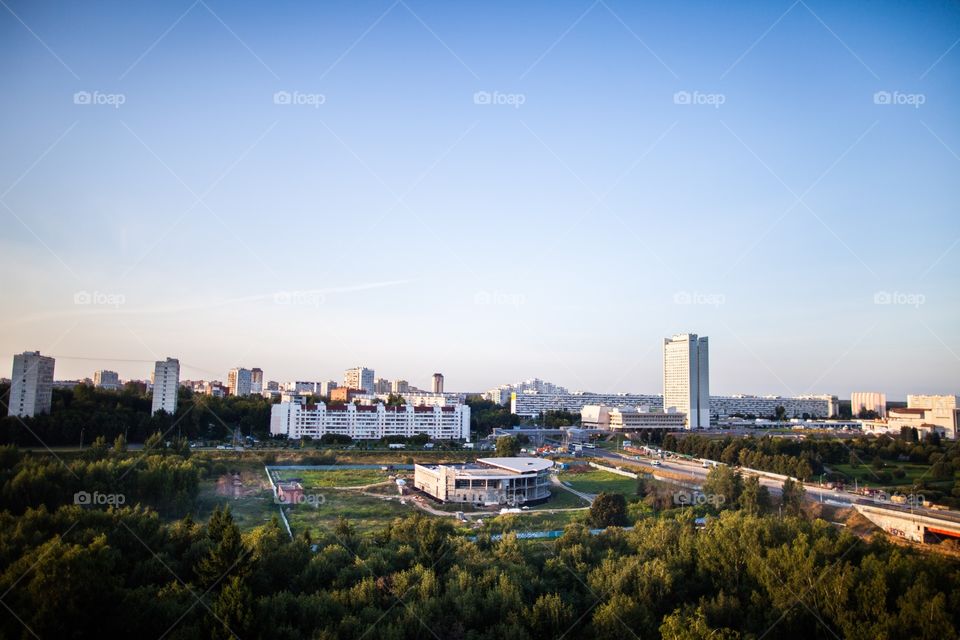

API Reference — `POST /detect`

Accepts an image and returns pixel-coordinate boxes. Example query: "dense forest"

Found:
[1,444,958,639]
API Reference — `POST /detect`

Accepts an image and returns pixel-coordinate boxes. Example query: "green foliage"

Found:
[590,492,628,527]
[495,435,521,457]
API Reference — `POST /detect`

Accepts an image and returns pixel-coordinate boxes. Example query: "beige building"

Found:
[851,391,886,418]
[414,457,553,506]
[861,395,959,439]
[581,405,686,431]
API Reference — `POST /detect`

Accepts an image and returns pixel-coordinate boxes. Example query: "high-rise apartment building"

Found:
[344,367,375,394]
[851,392,886,418]
[392,379,410,394]
[151,358,180,416]
[375,377,392,394]
[432,373,444,394]
[8,351,55,417]
[663,333,710,429]
[93,369,121,391]
[227,368,253,396]
[250,368,263,395]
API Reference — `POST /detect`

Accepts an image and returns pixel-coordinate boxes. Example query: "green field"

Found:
[483,508,588,534]
[535,486,590,509]
[193,485,279,531]
[831,462,946,487]
[273,468,394,488]
[561,470,639,496]
[284,490,416,534]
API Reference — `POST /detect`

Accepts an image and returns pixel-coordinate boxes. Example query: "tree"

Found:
[781,477,805,516]
[529,593,574,638]
[590,492,628,527]
[774,405,787,421]
[738,475,770,515]
[113,433,127,453]
[701,466,743,511]
[495,436,521,457]
[210,575,254,640]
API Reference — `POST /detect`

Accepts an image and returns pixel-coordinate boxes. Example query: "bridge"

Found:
[854,502,960,543]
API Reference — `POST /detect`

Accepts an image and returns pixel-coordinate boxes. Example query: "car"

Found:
[651,460,661,467]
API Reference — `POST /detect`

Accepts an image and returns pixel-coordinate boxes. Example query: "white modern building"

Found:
[851,392,886,418]
[8,351,55,417]
[580,405,686,431]
[373,391,466,407]
[93,369,121,391]
[711,394,838,419]
[227,367,253,397]
[151,358,180,416]
[511,391,663,418]
[414,457,553,505]
[270,401,470,441]
[344,366,375,394]
[432,373,444,394]
[484,378,570,405]
[663,333,710,429]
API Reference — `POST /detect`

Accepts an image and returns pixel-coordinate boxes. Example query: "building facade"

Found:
[580,405,686,431]
[906,395,959,439]
[250,368,263,395]
[227,368,253,397]
[511,391,663,418]
[93,369,121,391]
[432,373,444,394]
[151,358,180,415]
[344,367,375,394]
[270,401,471,440]
[8,351,55,417]
[851,392,886,418]
[414,457,552,505]
[711,394,838,419]
[663,333,710,429]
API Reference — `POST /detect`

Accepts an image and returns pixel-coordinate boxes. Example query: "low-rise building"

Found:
[862,395,959,439]
[580,405,686,431]
[414,457,553,505]
[330,387,367,403]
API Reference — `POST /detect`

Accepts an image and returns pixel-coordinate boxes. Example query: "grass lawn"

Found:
[483,509,588,534]
[561,470,639,496]
[533,486,589,509]
[831,462,943,487]
[284,490,417,535]
[273,468,394,488]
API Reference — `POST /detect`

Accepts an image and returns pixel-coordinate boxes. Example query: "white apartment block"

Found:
[373,391,466,407]
[344,367,375,394]
[93,369,121,391]
[485,378,570,405]
[151,358,180,416]
[580,405,686,430]
[511,392,663,417]
[8,351,55,417]
[663,333,710,429]
[711,394,838,419]
[851,391,886,418]
[227,368,253,396]
[270,401,470,440]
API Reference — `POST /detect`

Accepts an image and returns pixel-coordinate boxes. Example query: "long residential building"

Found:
[580,404,686,430]
[8,351,55,418]
[511,391,838,420]
[270,401,470,440]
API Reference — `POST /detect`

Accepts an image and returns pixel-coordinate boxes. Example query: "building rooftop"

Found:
[475,457,554,473]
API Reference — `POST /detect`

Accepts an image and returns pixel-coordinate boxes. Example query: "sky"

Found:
[0,0,958,399]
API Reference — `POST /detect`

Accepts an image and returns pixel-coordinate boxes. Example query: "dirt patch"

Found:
[215,470,270,498]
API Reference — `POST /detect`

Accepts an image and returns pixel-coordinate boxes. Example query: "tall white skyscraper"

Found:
[228,367,253,396]
[344,366,375,394]
[663,334,710,429]
[8,351,55,417]
[151,358,180,416]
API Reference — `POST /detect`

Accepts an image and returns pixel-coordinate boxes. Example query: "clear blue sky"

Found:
[0,0,957,398]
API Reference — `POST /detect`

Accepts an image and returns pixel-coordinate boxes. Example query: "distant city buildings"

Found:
[484,378,569,404]
[227,367,253,397]
[711,394,839,419]
[432,373,444,394]
[251,368,263,395]
[374,391,465,407]
[391,379,410,394]
[330,387,366,404]
[344,366,375,394]
[375,377,392,394]
[270,401,470,441]
[861,396,960,440]
[663,333,710,429]
[319,380,339,396]
[8,351,55,417]
[851,391,887,418]
[580,404,686,431]
[93,369,120,391]
[511,392,663,418]
[151,358,180,415]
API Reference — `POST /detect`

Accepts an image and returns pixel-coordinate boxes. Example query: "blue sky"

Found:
[0,0,957,398]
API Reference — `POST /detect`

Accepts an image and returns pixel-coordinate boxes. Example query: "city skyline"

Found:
[1,1,958,398]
